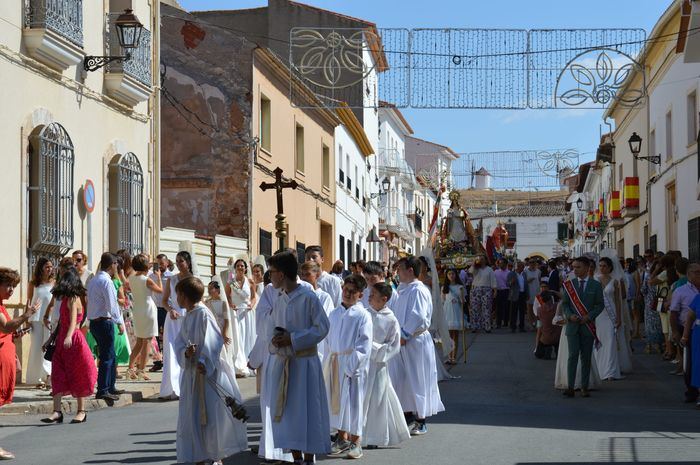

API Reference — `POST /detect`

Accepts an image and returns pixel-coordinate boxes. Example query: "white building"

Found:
[377,101,417,261]
[474,203,568,261]
[405,135,459,218]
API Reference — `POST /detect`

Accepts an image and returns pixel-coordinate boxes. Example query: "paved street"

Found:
[2,332,700,465]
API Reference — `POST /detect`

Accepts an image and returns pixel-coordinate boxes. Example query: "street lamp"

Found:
[381,177,391,192]
[576,197,584,210]
[84,9,144,72]
[628,132,660,165]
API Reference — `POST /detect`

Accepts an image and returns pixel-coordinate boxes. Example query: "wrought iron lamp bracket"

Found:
[83,53,132,72]
[634,154,661,165]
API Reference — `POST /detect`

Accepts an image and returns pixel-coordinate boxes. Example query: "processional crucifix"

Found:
[259,167,298,251]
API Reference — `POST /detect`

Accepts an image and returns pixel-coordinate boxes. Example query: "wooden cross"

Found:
[259,167,298,215]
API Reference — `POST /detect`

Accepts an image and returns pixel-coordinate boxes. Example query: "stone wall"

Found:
[160,4,254,239]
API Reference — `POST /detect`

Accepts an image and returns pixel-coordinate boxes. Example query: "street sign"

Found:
[83,179,96,213]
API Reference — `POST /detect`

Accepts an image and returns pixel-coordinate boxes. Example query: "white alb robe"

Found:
[318,271,343,307]
[263,285,331,455]
[322,303,372,437]
[174,303,247,463]
[314,287,334,363]
[161,274,185,398]
[362,307,411,447]
[388,280,445,418]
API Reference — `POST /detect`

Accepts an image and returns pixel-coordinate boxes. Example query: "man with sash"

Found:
[561,256,604,398]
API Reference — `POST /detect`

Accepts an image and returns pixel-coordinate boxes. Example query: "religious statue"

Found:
[492,221,509,253]
[436,190,485,268]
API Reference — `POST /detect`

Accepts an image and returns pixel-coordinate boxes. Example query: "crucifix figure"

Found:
[259,167,298,250]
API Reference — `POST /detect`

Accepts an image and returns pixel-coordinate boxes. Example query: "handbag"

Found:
[655,287,668,313]
[42,323,60,362]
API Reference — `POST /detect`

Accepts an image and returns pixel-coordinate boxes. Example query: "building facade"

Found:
[1,0,158,378]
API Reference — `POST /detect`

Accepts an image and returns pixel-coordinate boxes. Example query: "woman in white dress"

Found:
[605,251,633,373]
[26,258,55,389]
[441,269,464,365]
[225,259,257,361]
[554,300,602,390]
[205,281,248,375]
[595,256,624,381]
[251,262,266,303]
[159,251,193,400]
[126,254,162,381]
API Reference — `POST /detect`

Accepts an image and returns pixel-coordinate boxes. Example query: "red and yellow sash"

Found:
[562,280,601,348]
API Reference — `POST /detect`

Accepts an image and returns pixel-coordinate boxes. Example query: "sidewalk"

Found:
[0,366,259,415]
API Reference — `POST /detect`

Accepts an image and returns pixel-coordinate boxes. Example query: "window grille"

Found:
[339,234,345,264]
[296,241,306,265]
[109,153,144,255]
[29,122,75,264]
[689,217,700,262]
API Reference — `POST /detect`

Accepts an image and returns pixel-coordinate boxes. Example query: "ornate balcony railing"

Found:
[377,149,418,187]
[25,0,84,48]
[379,207,414,240]
[106,13,152,87]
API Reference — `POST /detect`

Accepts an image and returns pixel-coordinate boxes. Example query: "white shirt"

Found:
[148,269,172,308]
[86,271,123,324]
[318,271,342,307]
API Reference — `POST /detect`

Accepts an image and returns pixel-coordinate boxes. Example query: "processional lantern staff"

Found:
[259,167,298,250]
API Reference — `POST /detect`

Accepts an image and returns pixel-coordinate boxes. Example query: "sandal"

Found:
[126,368,138,380]
[137,370,151,381]
[0,447,15,460]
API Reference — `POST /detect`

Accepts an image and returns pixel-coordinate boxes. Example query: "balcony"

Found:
[23,0,84,71]
[377,149,418,188]
[379,207,414,241]
[104,13,152,106]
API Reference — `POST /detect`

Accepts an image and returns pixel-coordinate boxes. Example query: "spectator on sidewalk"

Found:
[87,253,124,406]
[674,262,700,403]
[533,278,561,359]
[524,259,542,327]
[494,259,510,329]
[149,253,172,372]
[508,261,528,332]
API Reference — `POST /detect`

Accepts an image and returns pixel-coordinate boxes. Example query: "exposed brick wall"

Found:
[160,4,255,239]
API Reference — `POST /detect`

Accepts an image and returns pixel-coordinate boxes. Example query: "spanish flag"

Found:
[623,177,640,209]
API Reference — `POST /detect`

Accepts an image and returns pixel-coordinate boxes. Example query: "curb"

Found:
[0,384,161,415]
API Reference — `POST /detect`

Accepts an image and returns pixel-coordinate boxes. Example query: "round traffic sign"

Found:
[83,179,96,213]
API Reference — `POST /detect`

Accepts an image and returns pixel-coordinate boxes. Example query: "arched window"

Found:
[28,122,75,263]
[109,152,144,255]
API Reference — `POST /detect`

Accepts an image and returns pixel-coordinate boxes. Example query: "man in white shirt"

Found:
[305,245,342,307]
[86,252,124,405]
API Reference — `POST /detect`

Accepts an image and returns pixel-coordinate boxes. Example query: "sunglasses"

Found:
[74,258,83,263]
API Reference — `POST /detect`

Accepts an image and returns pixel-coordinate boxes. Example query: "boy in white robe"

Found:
[363,282,411,448]
[299,261,334,363]
[265,251,331,464]
[306,245,343,307]
[173,277,247,465]
[324,275,373,459]
[388,256,445,436]
[361,261,397,311]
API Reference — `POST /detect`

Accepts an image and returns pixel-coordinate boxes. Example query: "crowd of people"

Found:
[1,244,698,463]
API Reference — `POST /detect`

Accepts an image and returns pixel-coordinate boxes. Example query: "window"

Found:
[649,234,657,253]
[322,144,330,188]
[633,244,639,260]
[688,91,697,146]
[259,228,272,260]
[362,249,366,261]
[296,241,306,265]
[338,145,344,183]
[689,217,700,262]
[347,239,353,262]
[355,243,360,262]
[28,122,75,263]
[665,110,673,161]
[339,234,345,264]
[260,94,271,152]
[504,222,517,243]
[295,123,304,173]
[109,153,144,255]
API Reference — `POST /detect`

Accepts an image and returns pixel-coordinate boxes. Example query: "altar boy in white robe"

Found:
[363,282,411,448]
[173,277,247,465]
[306,245,343,307]
[324,274,373,459]
[388,256,445,436]
[361,261,397,311]
[299,261,334,363]
[265,251,331,465]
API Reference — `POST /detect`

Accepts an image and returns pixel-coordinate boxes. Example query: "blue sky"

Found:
[178,0,672,164]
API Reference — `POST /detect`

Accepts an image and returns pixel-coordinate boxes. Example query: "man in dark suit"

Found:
[507,261,528,332]
[561,256,604,398]
[547,259,561,294]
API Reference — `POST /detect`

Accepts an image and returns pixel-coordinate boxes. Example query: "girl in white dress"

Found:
[554,300,602,390]
[252,262,266,304]
[26,258,55,389]
[595,256,624,381]
[127,254,162,381]
[225,259,257,361]
[205,281,248,375]
[441,269,464,365]
[159,251,193,400]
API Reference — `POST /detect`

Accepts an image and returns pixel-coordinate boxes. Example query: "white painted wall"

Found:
[482,216,564,260]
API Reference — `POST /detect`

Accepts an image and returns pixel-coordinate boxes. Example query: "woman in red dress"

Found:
[0,267,39,459]
[41,266,97,424]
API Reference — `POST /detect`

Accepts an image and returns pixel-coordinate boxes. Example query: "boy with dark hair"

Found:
[362,282,410,448]
[173,276,247,465]
[361,261,397,311]
[325,274,373,459]
[265,251,331,464]
[305,245,342,307]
